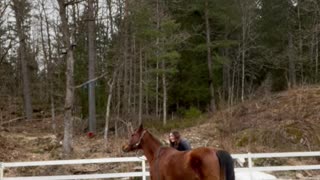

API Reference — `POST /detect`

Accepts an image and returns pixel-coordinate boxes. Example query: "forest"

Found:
[1,0,320,156]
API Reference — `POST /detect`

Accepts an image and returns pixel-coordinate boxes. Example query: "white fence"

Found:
[0,151,320,180]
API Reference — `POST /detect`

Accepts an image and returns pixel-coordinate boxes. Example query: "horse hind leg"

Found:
[189,155,220,180]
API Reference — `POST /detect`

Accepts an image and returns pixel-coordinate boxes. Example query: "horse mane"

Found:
[145,130,163,146]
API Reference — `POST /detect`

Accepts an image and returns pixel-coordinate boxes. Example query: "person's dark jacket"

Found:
[176,139,191,151]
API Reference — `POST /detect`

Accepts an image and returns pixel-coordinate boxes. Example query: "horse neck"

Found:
[140,131,162,163]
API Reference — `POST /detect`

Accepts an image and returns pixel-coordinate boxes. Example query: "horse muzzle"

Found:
[122,144,131,152]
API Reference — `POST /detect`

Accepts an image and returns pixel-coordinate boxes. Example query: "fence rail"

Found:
[0,151,320,180]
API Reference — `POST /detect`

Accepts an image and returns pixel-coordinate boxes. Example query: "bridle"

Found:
[132,130,147,148]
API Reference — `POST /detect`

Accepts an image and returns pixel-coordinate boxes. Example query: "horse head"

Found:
[122,124,146,152]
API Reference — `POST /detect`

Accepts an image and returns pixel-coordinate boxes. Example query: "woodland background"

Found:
[1,0,320,157]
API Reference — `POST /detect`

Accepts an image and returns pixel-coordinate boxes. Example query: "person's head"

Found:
[169,131,181,143]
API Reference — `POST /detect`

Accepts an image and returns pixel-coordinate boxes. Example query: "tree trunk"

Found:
[44,3,56,133]
[128,37,133,114]
[230,61,237,106]
[156,60,159,118]
[138,46,143,125]
[241,14,246,102]
[57,0,75,156]
[238,0,251,102]
[316,31,319,82]
[107,0,114,35]
[310,16,315,83]
[315,12,319,83]
[204,0,216,113]
[39,6,49,103]
[88,0,96,134]
[223,48,230,102]
[63,50,75,156]
[288,32,296,88]
[162,60,168,126]
[115,69,122,138]
[156,0,160,118]
[145,55,149,116]
[122,0,129,115]
[162,57,167,126]
[12,0,33,120]
[297,0,303,82]
[133,35,137,114]
[104,79,114,142]
[40,0,55,132]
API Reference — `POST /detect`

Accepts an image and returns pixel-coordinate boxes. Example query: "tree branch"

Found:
[0,117,26,126]
[0,40,13,64]
[0,2,9,18]
[65,0,86,6]
[74,72,108,89]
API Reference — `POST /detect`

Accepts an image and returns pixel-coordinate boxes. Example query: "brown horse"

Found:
[122,124,235,180]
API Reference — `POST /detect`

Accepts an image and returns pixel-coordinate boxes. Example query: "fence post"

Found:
[0,162,4,180]
[248,152,253,180]
[142,159,146,180]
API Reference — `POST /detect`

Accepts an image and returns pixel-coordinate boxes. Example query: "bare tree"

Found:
[315,11,319,82]
[39,0,56,132]
[106,0,114,36]
[138,46,143,124]
[161,51,167,125]
[238,0,255,101]
[288,32,296,88]
[104,63,123,142]
[240,1,247,101]
[88,0,96,134]
[57,0,76,156]
[309,0,319,83]
[155,0,160,119]
[122,0,129,116]
[0,2,10,64]
[11,0,33,120]
[104,77,115,142]
[204,0,216,113]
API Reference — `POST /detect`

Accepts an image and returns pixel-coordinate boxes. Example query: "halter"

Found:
[133,130,147,148]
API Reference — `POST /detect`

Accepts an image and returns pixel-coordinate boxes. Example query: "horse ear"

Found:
[127,122,133,134]
[138,124,143,131]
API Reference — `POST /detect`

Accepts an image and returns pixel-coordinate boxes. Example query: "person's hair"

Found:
[169,131,181,148]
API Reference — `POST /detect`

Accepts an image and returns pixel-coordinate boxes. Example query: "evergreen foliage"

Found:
[1,0,320,126]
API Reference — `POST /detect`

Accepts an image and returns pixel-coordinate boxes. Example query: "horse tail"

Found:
[216,150,235,180]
